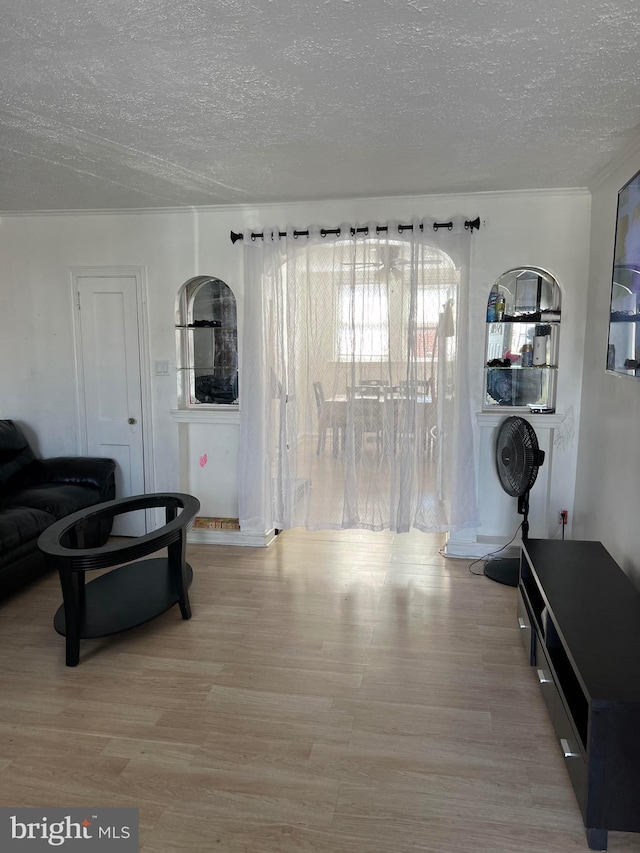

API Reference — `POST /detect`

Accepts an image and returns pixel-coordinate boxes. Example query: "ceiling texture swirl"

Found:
[1,0,639,211]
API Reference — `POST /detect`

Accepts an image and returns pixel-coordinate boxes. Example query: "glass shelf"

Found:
[491,316,561,325]
[176,324,236,330]
[485,365,558,371]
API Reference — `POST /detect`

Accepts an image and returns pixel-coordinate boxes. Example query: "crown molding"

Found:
[589,131,640,191]
[0,186,591,219]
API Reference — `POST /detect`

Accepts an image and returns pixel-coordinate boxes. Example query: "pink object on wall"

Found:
[199,453,208,468]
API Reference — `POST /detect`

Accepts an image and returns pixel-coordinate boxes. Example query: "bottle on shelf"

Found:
[533,324,551,366]
[520,343,533,367]
[533,335,547,365]
[486,291,498,322]
[495,293,506,321]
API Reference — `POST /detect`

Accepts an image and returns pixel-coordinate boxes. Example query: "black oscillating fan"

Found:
[484,416,545,587]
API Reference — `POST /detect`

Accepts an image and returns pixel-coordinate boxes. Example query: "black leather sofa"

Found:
[0,420,116,597]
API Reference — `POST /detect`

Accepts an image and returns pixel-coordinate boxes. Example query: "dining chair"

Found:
[314,381,346,455]
[394,379,436,457]
[398,378,431,398]
[348,385,385,455]
[421,378,437,458]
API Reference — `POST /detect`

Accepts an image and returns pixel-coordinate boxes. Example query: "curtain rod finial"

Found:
[230,230,244,244]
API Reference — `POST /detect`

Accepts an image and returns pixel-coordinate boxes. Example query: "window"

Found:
[334,241,458,364]
[176,276,238,406]
[337,283,389,361]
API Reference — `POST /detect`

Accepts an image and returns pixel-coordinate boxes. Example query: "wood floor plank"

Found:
[0,527,638,851]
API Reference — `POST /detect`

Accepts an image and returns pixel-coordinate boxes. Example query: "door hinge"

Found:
[76,292,81,310]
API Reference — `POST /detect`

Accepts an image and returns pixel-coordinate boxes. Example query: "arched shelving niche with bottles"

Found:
[484,267,561,412]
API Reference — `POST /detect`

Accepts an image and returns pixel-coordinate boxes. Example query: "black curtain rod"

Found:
[230,217,480,244]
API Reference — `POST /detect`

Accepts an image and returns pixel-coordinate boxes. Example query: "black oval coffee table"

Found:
[38,492,200,666]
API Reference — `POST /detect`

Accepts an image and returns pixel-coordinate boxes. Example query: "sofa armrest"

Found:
[29,457,117,502]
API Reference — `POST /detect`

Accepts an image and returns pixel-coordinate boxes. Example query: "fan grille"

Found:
[495,416,544,497]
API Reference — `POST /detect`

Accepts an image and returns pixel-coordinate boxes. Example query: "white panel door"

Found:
[76,275,146,536]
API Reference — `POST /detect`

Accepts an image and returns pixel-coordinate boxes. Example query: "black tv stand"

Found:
[518,540,640,850]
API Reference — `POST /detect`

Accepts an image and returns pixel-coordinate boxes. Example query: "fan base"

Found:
[484,558,520,587]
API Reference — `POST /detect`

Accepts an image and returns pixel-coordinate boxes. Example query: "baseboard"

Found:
[187,528,276,547]
[443,537,521,560]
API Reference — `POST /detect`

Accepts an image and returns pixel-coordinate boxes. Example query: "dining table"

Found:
[321,388,434,456]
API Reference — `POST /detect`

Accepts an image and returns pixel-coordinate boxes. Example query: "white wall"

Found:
[574,141,640,583]
[0,210,199,492]
[0,189,590,537]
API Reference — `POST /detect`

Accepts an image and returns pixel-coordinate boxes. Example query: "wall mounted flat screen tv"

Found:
[607,169,640,376]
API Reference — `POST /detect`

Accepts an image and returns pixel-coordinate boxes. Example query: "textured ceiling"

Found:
[1,0,639,212]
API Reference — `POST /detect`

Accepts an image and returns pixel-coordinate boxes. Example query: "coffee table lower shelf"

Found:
[54,558,194,639]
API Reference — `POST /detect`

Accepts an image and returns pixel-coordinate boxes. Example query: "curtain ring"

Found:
[320,228,327,238]
[251,233,258,241]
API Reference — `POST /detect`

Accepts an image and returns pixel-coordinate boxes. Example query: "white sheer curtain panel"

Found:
[239,219,478,535]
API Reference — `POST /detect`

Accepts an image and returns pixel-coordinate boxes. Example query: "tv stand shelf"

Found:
[518,540,640,850]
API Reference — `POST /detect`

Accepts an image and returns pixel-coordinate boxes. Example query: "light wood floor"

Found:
[1,529,639,852]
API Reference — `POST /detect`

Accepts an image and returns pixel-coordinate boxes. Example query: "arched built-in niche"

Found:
[175,276,238,407]
[447,265,566,559]
[484,267,561,412]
